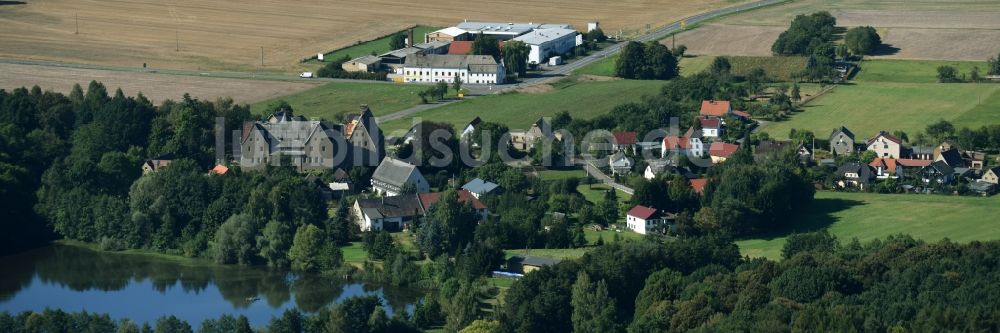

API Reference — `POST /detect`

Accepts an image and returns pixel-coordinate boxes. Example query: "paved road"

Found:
[374,98,467,124]
[580,159,635,195]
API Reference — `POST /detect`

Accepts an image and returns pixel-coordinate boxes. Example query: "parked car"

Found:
[299,72,314,78]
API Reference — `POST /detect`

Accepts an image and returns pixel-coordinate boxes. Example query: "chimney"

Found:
[407,29,414,48]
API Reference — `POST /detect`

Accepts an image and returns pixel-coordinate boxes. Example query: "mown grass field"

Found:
[737,191,1000,260]
[576,184,632,205]
[728,56,808,81]
[380,77,665,133]
[573,54,717,78]
[251,81,426,120]
[761,59,1000,139]
[310,26,439,64]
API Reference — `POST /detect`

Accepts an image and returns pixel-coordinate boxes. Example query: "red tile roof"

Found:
[897,158,932,167]
[709,142,739,158]
[612,131,638,145]
[700,117,721,129]
[732,110,751,119]
[663,136,689,150]
[209,164,229,175]
[869,158,898,173]
[689,178,708,194]
[448,41,474,55]
[700,100,731,117]
[419,189,486,211]
[627,205,659,220]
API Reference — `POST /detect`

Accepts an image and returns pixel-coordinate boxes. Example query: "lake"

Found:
[0,244,422,327]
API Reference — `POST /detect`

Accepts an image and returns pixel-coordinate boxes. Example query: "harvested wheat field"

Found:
[0,63,321,105]
[667,24,783,57]
[0,0,745,72]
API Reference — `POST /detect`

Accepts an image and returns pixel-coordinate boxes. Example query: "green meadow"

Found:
[737,191,1000,260]
[251,81,427,121]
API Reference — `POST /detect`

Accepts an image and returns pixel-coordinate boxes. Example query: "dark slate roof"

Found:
[926,160,955,175]
[372,157,420,188]
[509,255,561,267]
[938,148,966,168]
[831,126,855,140]
[355,195,424,219]
[836,162,874,181]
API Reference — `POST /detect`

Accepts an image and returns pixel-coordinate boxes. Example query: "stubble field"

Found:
[666,0,1000,61]
[0,63,321,105]
[0,0,746,72]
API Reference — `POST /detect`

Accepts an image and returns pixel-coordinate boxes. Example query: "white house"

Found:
[700,117,722,138]
[371,157,429,196]
[513,28,580,65]
[609,152,633,175]
[352,194,424,231]
[396,54,505,84]
[626,205,664,235]
[661,128,705,159]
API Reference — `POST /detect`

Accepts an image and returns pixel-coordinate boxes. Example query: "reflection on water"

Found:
[0,244,422,327]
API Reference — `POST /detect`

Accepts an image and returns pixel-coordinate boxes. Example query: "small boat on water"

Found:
[246,296,260,303]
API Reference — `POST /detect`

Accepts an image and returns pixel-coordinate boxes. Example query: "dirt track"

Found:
[0,63,321,105]
[0,0,743,71]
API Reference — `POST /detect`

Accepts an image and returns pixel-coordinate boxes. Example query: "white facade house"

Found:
[371,157,429,196]
[626,205,664,235]
[396,54,505,84]
[513,28,580,65]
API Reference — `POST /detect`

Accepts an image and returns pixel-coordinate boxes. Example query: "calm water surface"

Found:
[0,244,422,327]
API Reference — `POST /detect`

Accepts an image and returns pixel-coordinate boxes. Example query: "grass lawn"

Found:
[503,248,590,260]
[341,242,368,265]
[308,26,439,64]
[250,81,427,121]
[855,59,989,84]
[382,77,664,133]
[584,229,643,244]
[728,56,808,81]
[577,184,632,205]
[760,81,1000,139]
[736,191,1000,260]
[679,55,716,77]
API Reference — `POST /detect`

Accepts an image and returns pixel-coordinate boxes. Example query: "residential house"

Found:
[964,151,986,170]
[836,162,875,189]
[700,117,723,138]
[921,161,955,185]
[511,118,554,151]
[689,178,708,195]
[341,55,381,73]
[934,140,961,160]
[982,167,1000,184]
[609,152,634,175]
[709,142,739,164]
[371,157,429,196]
[460,116,482,141]
[507,255,561,274]
[395,54,505,84]
[870,158,932,179]
[909,146,935,160]
[700,100,732,118]
[829,127,857,156]
[626,205,666,235]
[419,189,489,219]
[612,132,638,152]
[644,160,696,180]
[661,128,705,159]
[352,194,424,231]
[462,178,500,199]
[866,131,903,159]
[141,153,174,175]
[935,148,967,168]
[345,106,387,167]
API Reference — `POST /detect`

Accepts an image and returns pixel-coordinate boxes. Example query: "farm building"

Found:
[394,54,505,84]
[455,21,541,40]
[425,27,470,43]
[341,55,381,72]
[513,28,580,65]
[507,255,561,274]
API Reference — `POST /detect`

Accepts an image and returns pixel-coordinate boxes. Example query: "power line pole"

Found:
[260,47,264,67]
[75,13,79,35]
[175,29,179,52]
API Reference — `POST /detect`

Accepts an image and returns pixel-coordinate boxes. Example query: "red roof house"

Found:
[700,100,732,118]
[700,117,721,129]
[689,178,708,194]
[418,189,488,219]
[709,142,740,159]
[612,131,638,145]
